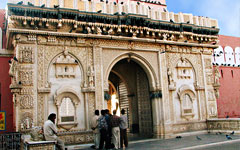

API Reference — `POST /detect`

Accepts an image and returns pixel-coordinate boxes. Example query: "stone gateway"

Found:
[6,0,219,144]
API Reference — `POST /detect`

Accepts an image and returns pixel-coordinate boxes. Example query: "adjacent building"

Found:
[0,9,14,133]
[213,35,240,118]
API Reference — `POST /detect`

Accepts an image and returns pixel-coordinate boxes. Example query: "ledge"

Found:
[8,28,219,49]
[38,88,51,93]
[207,118,240,131]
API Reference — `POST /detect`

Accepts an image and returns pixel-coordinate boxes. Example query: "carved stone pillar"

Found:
[92,43,104,110]
[151,94,164,138]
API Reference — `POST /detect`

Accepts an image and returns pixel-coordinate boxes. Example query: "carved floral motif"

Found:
[20,95,34,109]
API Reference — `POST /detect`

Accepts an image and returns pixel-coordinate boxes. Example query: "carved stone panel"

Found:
[204,58,212,69]
[20,112,33,130]
[54,54,78,78]
[20,95,34,109]
[19,70,33,86]
[37,94,44,126]
[176,59,193,79]
[19,46,34,63]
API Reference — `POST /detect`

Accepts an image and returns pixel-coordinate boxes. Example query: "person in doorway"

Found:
[98,110,108,150]
[120,109,128,148]
[110,110,121,149]
[91,110,100,149]
[105,109,112,149]
[43,113,65,150]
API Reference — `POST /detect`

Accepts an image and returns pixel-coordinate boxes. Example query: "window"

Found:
[54,89,80,129]
[221,69,223,78]
[59,97,75,123]
[182,94,193,114]
[178,86,196,120]
[231,70,234,78]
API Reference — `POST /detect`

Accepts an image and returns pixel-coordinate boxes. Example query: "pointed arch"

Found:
[105,52,158,91]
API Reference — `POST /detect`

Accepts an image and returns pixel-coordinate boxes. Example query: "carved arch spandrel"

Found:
[37,45,87,89]
[166,52,204,86]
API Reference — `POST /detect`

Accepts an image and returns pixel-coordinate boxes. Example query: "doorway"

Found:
[107,59,153,137]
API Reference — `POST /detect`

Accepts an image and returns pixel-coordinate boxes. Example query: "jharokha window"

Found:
[59,97,75,123]
[182,94,193,114]
[54,89,80,129]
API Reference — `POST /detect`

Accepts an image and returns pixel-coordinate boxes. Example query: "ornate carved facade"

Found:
[6,0,219,144]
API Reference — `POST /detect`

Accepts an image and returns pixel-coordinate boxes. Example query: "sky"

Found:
[0,0,239,37]
[166,0,240,37]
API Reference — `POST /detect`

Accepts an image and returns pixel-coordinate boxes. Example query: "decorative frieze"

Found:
[27,34,37,41]
[207,119,240,131]
[172,121,207,134]
[58,132,94,144]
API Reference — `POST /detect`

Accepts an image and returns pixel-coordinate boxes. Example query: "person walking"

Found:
[43,113,65,150]
[98,110,108,150]
[120,109,128,148]
[110,110,121,149]
[91,110,100,149]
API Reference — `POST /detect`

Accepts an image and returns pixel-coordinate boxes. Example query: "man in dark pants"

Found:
[120,109,128,148]
[98,110,109,150]
[105,109,112,149]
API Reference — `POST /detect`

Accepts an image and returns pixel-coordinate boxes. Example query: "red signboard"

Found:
[0,111,6,131]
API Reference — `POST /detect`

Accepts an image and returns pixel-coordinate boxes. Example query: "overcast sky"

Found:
[0,0,239,37]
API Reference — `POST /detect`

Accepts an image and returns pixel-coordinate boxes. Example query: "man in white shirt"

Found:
[120,109,128,148]
[91,110,100,149]
[44,113,65,150]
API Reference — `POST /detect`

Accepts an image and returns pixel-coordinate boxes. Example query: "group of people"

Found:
[42,109,128,150]
[91,109,128,150]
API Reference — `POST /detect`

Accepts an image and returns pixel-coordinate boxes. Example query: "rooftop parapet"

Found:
[6,2,219,49]
[7,0,218,28]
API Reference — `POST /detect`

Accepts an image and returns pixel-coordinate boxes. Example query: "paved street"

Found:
[194,142,240,150]
[67,133,240,150]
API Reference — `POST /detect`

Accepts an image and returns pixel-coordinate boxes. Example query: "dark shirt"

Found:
[105,114,110,126]
[110,115,120,128]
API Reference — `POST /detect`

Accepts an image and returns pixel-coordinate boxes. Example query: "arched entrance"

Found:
[107,58,153,137]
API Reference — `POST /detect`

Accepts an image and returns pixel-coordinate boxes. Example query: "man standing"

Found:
[43,113,65,150]
[105,109,112,149]
[91,110,100,149]
[98,110,108,150]
[110,110,120,149]
[120,109,128,148]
